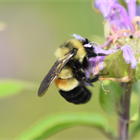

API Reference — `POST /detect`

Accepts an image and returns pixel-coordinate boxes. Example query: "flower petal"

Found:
[121,45,137,69]
[73,34,85,41]
[108,4,132,30]
[99,56,106,70]
[85,44,117,75]
[126,45,137,69]
[121,45,131,64]
[94,0,118,18]
[125,0,136,23]
[94,0,109,18]
[93,45,116,54]
[136,4,140,16]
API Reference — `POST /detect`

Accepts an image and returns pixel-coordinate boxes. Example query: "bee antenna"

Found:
[90,41,100,47]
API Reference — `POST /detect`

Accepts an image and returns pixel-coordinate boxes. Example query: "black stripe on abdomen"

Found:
[59,85,92,104]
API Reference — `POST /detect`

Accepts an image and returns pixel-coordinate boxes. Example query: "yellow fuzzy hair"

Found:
[54,77,79,91]
[55,39,87,63]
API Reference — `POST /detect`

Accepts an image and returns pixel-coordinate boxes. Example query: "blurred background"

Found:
[0,0,129,139]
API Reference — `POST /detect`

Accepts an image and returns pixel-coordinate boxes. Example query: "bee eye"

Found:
[129,35,133,39]
[73,48,78,53]
[83,38,89,45]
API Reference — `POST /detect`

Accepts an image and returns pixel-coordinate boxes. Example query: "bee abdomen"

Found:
[59,85,92,104]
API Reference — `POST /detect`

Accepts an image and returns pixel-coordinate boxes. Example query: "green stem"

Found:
[118,82,132,140]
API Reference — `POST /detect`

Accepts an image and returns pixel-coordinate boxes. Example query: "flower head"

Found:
[93,0,140,82]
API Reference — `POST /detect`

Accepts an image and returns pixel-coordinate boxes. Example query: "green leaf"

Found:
[130,111,139,123]
[99,80,123,114]
[130,106,140,138]
[132,80,140,95]
[103,20,110,39]
[17,112,113,140]
[0,79,37,99]
[129,92,140,122]
[102,50,138,82]
[134,63,140,81]
[130,82,140,134]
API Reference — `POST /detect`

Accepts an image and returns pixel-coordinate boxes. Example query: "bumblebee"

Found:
[38,37,106,104]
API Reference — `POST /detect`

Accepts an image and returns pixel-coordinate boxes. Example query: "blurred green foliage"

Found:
[0,1,111,139]
[99,80,123,115]
[17,112,112,140]
[0,0,140,140]
[0,79,37,99]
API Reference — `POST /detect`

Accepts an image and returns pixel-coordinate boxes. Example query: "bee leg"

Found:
[85,72,109,84]
[94,72,109,77]
[90,73,109,83]
[82,75,100,86]
[81,77,93,86]
[73,69,86,83]
[90,75,99,82]
[85,53,107,58]
[71,66,93,86]
[69,60,97,86]
[98,72,109,76]
[97,53,108,56]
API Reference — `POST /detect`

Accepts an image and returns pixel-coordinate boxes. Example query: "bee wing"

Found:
[38,49,77,97]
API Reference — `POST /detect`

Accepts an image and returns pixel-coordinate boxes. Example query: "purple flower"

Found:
[121,45,137,69]
[73,34,86,42]
[94,0,139,70]
[73,34,117,77]
[85,44,116,76]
